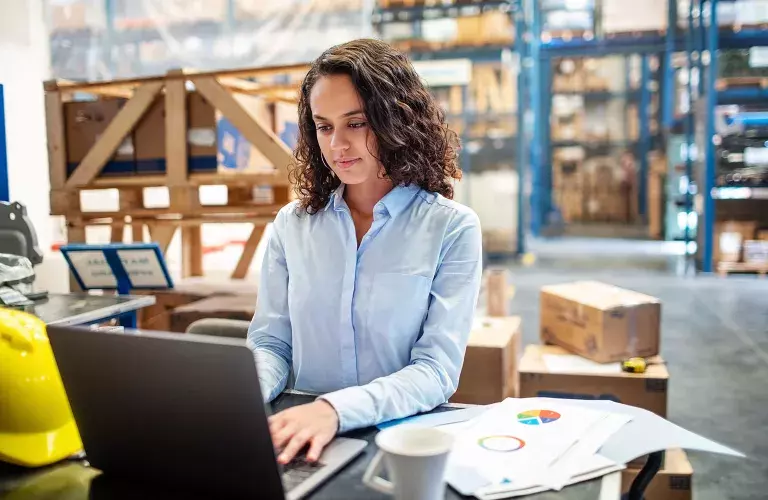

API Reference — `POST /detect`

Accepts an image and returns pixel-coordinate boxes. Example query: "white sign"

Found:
[67,251,118,288]
[412,59,473,87]
[749,47,768,68]
[116,249,171,288]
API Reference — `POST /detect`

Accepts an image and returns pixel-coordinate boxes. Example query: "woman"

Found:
[247,38,483,465]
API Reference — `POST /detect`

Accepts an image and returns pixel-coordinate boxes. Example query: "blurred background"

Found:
[5,0,768,279]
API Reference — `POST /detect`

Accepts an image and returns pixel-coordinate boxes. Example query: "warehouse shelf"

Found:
[688,0,768,272]
[522,0,665,237]
[551,140,637,149]
[404,43,512,62]
[718,88,768,103]
[711,186,768,200]
[553,89,643,100]
[371,0,511,23]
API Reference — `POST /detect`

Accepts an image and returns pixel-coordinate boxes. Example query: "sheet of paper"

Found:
[475,457,624,500]
[542,354,622,374]
[531,398,745,464]
[543,412,631,490]
[446,398,613,493]
[377,404,494,430]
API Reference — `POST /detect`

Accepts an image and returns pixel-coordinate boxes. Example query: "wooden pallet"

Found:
[715,76,768,91]
[45,64,308,283]
[717,261,768,277]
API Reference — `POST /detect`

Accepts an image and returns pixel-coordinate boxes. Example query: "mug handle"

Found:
[362,450,394,494]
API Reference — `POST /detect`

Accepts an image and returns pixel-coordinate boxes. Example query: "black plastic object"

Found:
[627,451,664,500]
[0,201,43,265]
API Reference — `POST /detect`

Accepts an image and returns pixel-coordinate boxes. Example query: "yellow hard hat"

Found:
[0,308,83,467]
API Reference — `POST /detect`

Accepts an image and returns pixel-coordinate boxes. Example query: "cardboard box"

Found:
[134,92,277,174]
[64,99,135,177]
[743,240,768,264]
[518,344,668,417]
[540,281,661,363]
[758,229,768,241]
[715,221,758,263]
[451,316,521,405]
[622,449,693,500]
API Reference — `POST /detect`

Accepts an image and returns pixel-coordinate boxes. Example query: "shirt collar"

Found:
[324,183,421,218]
[324,183,346,212]
[374,183,421,219]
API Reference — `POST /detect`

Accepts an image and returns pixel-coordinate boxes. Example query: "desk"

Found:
[0,393,620,500]
[19,293,156,328]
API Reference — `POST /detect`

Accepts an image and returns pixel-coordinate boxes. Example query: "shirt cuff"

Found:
[318,386,373,434]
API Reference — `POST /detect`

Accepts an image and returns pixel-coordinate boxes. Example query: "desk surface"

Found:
[0,393,616,500]
[19,293,156,325]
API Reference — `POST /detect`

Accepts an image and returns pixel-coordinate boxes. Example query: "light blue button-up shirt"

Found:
[247,183,483,432]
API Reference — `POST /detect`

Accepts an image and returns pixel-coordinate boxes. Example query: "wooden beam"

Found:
[148,224,177,254]
[76,215,277,227]
[53,63,309,93]
[192,76,292,183]
[66,81,164,188]
[182,225,203,278]
[231,224,266,279]
[165,71,188,187]
[110,224,124,243]
[75,204,282,221]
[58,79,134,99]
[89,171,288,188]
[44,84,67,190]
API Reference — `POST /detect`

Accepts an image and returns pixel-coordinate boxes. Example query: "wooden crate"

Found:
[45,64,308,284]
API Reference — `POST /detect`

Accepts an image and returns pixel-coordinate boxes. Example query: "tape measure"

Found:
[621,357,648,374]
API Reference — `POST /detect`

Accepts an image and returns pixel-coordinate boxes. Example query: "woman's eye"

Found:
[316,125,332,133]
[349,122,367,129]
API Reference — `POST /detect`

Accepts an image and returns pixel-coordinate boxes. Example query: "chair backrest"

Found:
[0,202,43,265]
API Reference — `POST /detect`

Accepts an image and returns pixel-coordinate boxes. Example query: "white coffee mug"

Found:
[363,426,454,500]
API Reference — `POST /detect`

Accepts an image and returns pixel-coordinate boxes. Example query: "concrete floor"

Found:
[495,237,768,500]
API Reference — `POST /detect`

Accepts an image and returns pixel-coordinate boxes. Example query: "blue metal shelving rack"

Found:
[524,0,683,237]
[373,0,524,256]
[690,0,768,272]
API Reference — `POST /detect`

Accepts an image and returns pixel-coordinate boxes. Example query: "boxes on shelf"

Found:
[554,187,584,223]
[758,229,768,241]
[553,59,585,92]
[621,449,693,500]
[743,240,768,264]
[519,344,669,417]
[601,0,667,33]
[64,99,136,177]
[134,92,278,175]
[452,316,521,405]
[456,13,514,46]
[470,63,517,114]
[714,221,758,263]
[540,281,661,363]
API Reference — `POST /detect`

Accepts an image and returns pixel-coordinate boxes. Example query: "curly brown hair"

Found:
[289,38,462,214]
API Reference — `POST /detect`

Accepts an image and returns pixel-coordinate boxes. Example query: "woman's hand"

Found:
[269,399,340,464]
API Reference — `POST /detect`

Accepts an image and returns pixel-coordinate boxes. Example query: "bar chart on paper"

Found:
[517,410,561,426]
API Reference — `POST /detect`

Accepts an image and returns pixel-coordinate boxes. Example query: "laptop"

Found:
[47,325,367,500]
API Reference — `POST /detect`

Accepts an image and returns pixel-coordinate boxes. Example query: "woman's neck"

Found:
[344,177,394,216]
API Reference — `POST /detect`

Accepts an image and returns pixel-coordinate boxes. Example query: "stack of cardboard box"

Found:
[518,281,692,498]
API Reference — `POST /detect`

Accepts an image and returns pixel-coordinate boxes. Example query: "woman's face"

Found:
[309,74,382,186]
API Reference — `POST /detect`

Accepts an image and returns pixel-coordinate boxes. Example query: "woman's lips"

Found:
[335,158,360,169]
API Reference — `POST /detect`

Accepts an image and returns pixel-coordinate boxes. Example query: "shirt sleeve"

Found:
[320,209,483,433]
[246,207,293,403]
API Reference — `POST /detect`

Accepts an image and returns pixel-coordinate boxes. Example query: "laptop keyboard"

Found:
[281,456,326,492]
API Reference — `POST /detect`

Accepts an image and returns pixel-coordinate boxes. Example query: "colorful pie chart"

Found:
[477,435,526,452]
[517,409,561,426]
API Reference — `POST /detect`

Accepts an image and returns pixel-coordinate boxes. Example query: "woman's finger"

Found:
[278,432,311,464]
[306,433,331,463]
[271,423,297,450]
